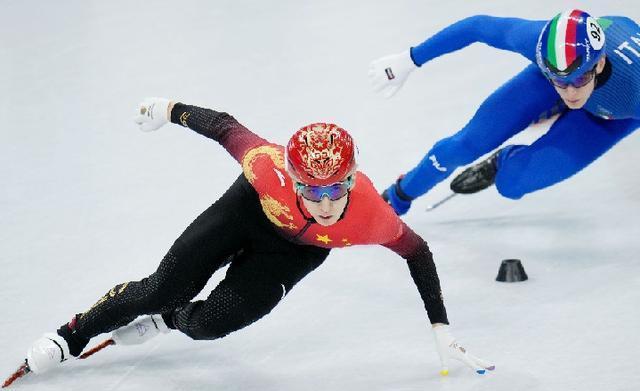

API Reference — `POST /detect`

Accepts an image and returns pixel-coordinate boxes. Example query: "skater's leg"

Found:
[385,64,558,213]
[63,176,255,354]
[168,240,330,340]
[495,112,639,199]
[402,64,558,196]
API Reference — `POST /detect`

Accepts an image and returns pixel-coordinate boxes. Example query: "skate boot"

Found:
[25,316,89,374]
[450,149,502,194]
[382,177,413,215]
[25,333,71,374]
[111,315,170,346]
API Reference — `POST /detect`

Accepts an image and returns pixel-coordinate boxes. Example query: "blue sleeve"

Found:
[410,15,547,66]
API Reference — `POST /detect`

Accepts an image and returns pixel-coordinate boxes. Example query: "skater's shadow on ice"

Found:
[385,364,542,391]
[18,346,281,390]
[443,369,542,391]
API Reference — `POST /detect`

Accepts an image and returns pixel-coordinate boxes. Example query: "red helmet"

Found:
[285,123,357,186]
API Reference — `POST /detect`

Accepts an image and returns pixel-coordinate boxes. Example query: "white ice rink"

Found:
[1,1,639,390]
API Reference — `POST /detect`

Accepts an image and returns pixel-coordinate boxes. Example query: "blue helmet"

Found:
[536,9,606,84]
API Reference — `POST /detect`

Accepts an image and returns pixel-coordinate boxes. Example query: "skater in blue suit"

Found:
[369,9,640,215]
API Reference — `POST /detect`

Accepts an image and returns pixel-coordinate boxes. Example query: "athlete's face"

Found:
[292,170,356,226]
[301,192,350,226]
[553,56,606,109]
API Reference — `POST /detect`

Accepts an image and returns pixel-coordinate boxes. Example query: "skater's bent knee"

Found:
[496,183,525,200]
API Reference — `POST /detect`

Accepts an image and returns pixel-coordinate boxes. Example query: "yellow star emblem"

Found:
[341,238,352,246]
[316,234,332,244]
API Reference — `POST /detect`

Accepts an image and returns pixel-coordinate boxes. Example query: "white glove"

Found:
[432,324,495,375]
[133,97,172,132]
[368,50,418,98]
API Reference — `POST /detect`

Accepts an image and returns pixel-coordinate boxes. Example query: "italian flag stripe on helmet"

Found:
[564,10,583,67]
[553,10,571,70]
[546,15,559,68]
[548,9,585,71]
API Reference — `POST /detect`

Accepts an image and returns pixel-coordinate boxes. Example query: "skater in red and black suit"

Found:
[18,97,493,383]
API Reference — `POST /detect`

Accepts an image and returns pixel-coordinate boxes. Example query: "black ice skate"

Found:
[450,149,502,194]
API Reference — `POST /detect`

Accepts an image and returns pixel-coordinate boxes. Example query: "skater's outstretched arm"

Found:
[369,16,545,98]
[410,16,544,65]
[134,97,270,163]
[382,222,495,375]
[382,221,447,325]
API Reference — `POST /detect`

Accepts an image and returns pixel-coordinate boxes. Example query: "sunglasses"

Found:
[295,176,355,202]
[548,66,597,89]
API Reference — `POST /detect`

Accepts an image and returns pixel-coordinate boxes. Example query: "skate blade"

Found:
[2,362,30,388]
[79,338,115,359]
[426,193,457,211]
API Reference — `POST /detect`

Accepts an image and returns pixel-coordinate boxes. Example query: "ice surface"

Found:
[1,1,639,390]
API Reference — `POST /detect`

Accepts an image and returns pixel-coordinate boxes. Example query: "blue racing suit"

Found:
[389,15,640,214]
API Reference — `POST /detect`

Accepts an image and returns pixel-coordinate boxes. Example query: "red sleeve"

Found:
[383,222,449,325]
[170,102,269,163]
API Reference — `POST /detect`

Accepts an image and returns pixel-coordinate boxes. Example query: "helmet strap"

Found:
[295,192,316,223]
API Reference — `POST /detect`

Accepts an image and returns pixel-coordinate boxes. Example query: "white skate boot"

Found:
[111,315,170,346]
[26,333,71,374]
